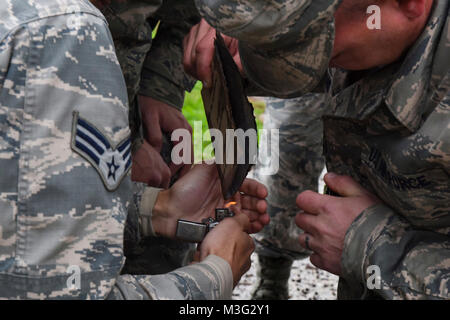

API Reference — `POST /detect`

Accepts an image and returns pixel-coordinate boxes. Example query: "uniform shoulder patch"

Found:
[71,111,131,191]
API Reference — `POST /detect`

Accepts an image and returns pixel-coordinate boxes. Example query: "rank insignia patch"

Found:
[71,111,131,191]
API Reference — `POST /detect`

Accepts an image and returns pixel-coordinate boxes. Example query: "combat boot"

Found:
[251,255,293,300]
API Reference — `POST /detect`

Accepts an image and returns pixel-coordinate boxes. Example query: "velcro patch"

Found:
[71,111,131,191]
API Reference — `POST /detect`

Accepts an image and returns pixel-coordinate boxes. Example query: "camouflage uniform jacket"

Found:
[197,0,450,299]
[101,0,200,109]
[0,0,232,300]
[99,0,200,151]
[326,1,450,300]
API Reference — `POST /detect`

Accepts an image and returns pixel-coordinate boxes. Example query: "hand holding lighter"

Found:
[175,208,235,243]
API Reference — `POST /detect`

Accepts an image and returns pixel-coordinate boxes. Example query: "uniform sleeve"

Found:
[110,255,233,300]
[125,183,161,244]
[122,183,234,300]
[340,203,450,300]
[138,0,201,110]
[0,2,137,298]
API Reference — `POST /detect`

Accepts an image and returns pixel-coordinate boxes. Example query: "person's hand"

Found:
[152,163,269,238]
[295,173,381,276]
[131,140,171,188]
[183,19,242,88]
[139,96,193,177]
[196,213,255,287]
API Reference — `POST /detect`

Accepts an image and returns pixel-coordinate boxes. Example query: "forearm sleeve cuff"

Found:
[139,187,163,237]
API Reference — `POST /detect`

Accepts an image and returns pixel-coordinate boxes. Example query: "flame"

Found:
[225,201,237,208]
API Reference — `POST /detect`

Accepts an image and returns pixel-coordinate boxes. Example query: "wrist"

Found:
[152,190,178,238]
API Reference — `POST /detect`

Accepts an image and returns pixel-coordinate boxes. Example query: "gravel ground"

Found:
[232,253,339,300]
[232,169,339,300]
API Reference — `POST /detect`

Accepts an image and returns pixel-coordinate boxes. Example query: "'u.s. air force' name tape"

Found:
[71,111,131,191]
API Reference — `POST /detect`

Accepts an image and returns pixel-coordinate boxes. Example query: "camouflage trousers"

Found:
[253,94,326,260]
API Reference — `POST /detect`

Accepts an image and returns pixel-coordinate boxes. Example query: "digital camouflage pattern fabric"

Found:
[0,0,131,299]
[99,0,200,152]
[0,0,232,300]
[326,1,450,299]
[253,95,326,260]
[195,0,341,98]
[101,0,200,109]
[200,0,449,299]
[99,0,201,273]
[251,95,325,300]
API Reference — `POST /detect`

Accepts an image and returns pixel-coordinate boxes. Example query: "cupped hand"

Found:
[153,163,269,238]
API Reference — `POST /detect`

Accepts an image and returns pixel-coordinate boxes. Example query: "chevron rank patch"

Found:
[71,111,131,191]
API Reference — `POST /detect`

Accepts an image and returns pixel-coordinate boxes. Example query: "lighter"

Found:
[175,208,235,243]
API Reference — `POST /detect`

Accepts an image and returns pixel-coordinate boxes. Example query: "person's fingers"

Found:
[185,22,206,77]
[222,35,243,74]
[324,173,369,197]
[309,253,325,270]
[183,24,199,75]
[131,142,172,187]
[239,195,262,212]
[241,208,259,220]
[194,28,217,87]
[298,233,322,254]
[191,20,214,82]
[295,211,320,236]
[256,199,267,213]
[196,19,214,48]
[189,27,206,79]
[296,190,326,215]
[239,179,268,199]
[258,212,270,226]
[159,163,171,189]
[249,221,264,234]
[142,113,163,152]
[240,208,269,232]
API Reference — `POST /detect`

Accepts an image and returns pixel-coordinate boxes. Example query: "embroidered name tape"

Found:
[71,111,131,191]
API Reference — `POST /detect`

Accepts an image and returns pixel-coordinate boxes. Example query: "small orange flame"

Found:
[225,201,237,208]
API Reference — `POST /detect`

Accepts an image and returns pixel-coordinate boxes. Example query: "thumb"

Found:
[324,173,369,197]
[196,28,216,87]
